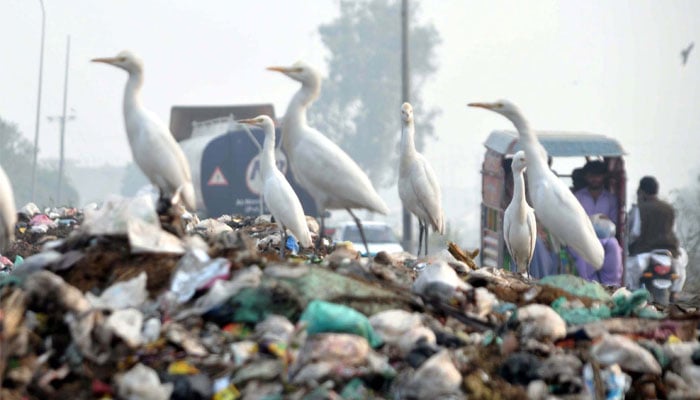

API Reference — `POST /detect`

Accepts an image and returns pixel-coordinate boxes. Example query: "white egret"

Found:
[503,151,536,277]
[92,51,195,212]
[267,61,389,254]
[468,100,604,268]
[238,115,313,256]
[398,102,444,256]
[0,165,16,252]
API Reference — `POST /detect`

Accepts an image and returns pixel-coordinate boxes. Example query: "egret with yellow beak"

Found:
[238,115,313,256]
[504,151,537,277]
[268,61,389,254]
[92,50,195,212]
[469,100,604,268]
[398,102,445,256]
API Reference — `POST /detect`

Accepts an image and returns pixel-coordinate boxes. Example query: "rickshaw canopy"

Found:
[484,130,626,158]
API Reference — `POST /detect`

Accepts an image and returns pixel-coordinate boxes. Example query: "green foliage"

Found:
[0,116,79,207]
[311,0,441,187]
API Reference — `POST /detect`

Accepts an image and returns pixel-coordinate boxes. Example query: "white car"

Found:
[333,221,404,256]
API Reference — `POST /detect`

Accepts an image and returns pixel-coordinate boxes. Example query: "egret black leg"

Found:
[315,212,326,252]
[417,222,424,256]
[156,190,170,215]
[346,208,369,256]
[280,225,287,258]
[424,225,430,256]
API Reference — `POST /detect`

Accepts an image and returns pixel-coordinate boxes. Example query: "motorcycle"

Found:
[626,248,687,305]
[638,249,679,305]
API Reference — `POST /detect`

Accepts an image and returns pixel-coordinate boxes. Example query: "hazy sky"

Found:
[2,1,700,245]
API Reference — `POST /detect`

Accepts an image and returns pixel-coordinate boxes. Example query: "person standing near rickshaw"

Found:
[574,161,618,224]
[570,160,624,285]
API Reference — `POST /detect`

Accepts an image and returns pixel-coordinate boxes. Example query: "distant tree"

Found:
[310,0,441,187]
[672,177,700,292]
[0,116,79,207]
[0,118,33,182]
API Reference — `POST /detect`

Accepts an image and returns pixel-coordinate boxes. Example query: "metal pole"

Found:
[57,36,71,204]
[30,0,46,202]
[401,0,413,251]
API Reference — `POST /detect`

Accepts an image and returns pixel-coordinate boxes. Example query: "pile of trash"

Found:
[1,202,82,270]
[1,195,699,399]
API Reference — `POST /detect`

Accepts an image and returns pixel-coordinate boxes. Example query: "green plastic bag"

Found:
[539,274,611,302]
[551,296,611,325]
[299,300,383,348]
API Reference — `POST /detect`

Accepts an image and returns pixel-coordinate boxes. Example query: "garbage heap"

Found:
[1,196,699,400]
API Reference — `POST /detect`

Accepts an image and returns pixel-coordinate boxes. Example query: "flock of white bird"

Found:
[0,51,605,272]
[267,62,390,254]
[469,101,604,271]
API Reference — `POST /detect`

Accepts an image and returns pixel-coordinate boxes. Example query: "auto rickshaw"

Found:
[480,130,627,281]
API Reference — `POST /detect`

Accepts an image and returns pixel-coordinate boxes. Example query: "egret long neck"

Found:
[282,81,320,150]
[123,70,145,136]
[512,169,528,220]
[509,112,549,177]
[261,127,277,179]
[400,120,417,162]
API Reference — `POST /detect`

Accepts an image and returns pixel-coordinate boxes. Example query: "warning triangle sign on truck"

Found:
[207,167,229,186]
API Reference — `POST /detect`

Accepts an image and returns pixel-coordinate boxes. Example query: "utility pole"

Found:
[401,0,413,251]
[48,36,75,205]
[30,0,46,202]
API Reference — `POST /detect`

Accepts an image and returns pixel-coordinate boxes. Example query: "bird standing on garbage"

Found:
[267,61,389,254]
[398,102,444,256]
[238,115,313,256]
[0,165,16,252]
[468,100,604,268]
[92,50,196,212]
[503,151,536,277]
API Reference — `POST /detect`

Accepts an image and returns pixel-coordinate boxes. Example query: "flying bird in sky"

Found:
[681,42,694,66]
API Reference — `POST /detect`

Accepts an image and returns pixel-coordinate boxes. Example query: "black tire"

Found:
[648,286,670,306]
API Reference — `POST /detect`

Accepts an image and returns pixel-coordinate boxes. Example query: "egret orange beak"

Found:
[91,57,120,64]
[266,66,288,72]
[237,118,259,124]
[467,102,496,109]
[266,66,302,73]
